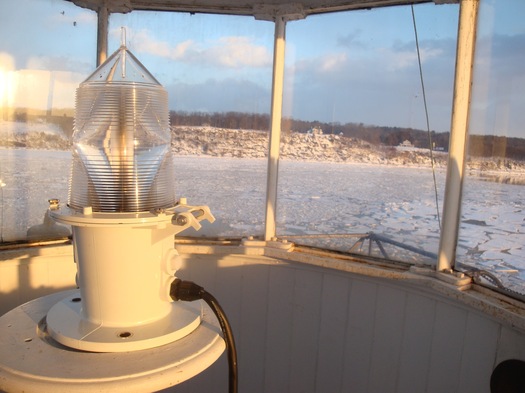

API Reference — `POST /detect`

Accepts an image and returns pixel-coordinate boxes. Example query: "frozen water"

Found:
[0,148,71,242]
[0,148,523,292]
[0,120,65,136]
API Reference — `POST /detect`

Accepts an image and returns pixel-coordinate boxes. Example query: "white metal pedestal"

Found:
[0,290,225,393]
[46,291,202,352]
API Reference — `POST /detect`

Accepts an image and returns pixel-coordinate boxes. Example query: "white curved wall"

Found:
[1,244,524,393]
[174,252,525,393]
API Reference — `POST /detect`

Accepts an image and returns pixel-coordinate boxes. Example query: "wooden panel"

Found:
[289,268,323,393]
[0,251,76,317]
[315,273,351,392]
[238,262,271,393]
[264,265,296,392]
[148,253,525,393]
[427,302,467,393]
[174,254,226,393]
[341,278,378,392]
[368,284,407,393]
[215,256,244,334]
[4,247,525,393]
[22,260,52,302]
[396,293,436,392]
[496,326,525,363]
[458,312,500,393]
[0,262,23,316]
[178,253,218,293]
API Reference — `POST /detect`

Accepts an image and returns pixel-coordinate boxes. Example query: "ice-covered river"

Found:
[1,148,524,291]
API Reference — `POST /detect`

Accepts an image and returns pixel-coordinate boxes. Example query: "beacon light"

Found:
[0,40,230,392]
[46,38,216,353]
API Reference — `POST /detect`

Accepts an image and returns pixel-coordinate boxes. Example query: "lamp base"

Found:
[46,291,201,352]
[0,290,225,393]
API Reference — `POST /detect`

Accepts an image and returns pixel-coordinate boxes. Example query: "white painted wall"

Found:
[1,245,524,392]
[174,252,525,393]
[0,244,76,316]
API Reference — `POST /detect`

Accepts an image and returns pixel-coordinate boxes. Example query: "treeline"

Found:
[7,110,525,160]
[170,110,451,151]
[169,110,525,159]
[170,111,270,131]
[281,118,451,151]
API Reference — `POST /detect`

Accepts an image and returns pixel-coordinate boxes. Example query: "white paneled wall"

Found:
[173,252,525,393]
[0,244,76,316]
[1,245,524,393]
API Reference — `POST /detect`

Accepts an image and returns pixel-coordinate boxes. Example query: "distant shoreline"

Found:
[171,126,525,177]
[2,122,525,180]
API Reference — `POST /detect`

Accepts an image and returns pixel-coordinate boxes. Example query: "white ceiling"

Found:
[67,0,457,19]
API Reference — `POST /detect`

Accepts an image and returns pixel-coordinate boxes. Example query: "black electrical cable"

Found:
[170,279,238,393]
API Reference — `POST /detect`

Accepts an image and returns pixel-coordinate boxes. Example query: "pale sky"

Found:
[1,0,524,136]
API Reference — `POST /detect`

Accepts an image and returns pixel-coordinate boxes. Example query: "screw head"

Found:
[175,215,188,226]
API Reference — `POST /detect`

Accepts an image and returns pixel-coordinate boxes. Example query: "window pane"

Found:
[457,0,525,294]
[109,12,273,237]
[277,3,458,264]
[0,5,273,242]
[0,0,96,242]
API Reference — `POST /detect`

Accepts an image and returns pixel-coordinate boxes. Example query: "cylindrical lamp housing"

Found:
[46,45,211,353]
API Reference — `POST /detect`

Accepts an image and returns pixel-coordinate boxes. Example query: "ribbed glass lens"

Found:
[68,46,176,212]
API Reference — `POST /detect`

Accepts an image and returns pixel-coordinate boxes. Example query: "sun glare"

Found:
[0,53,16,118]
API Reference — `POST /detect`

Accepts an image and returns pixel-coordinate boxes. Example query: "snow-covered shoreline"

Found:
[2,121,525,177]
[171,125,525,176]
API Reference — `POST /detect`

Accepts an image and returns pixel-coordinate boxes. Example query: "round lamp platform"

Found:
[0,290,225,393]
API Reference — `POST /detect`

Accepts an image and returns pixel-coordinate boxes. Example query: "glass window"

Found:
[109,11,274,237]
[0,0,96,242]
[457,0,525,295]
[277,3,459,264]
[0,3,274,243]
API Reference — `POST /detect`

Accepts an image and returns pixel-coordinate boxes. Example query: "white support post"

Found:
[264,16,286,241]
[97,6,109,66]
[437,0,480,271]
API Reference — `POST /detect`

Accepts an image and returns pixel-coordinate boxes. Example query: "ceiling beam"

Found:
[66,0,455,16]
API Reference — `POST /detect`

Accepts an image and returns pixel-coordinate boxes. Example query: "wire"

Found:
[170,278,238,393]
[411,4,442,230]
